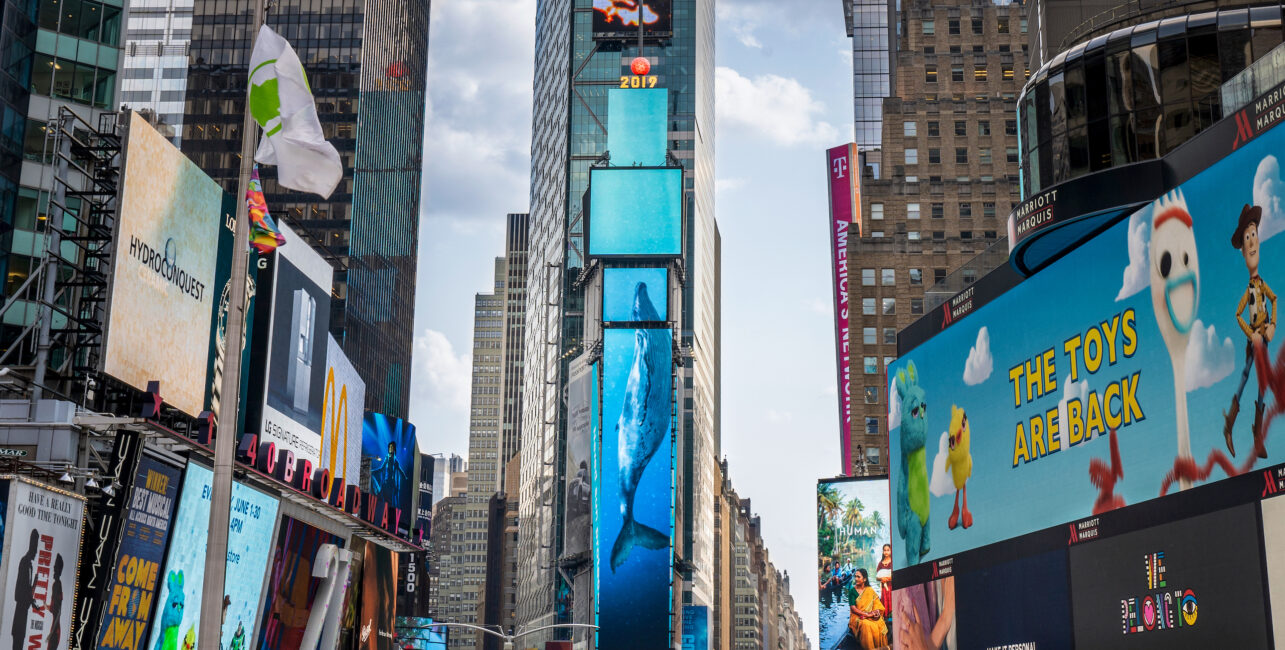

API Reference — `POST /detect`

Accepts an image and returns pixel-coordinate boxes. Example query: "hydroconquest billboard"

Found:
[888,106,1285,568]
[817,477,891,650]
[361,413,417,538]
[597,326,673,649]
[145,463,280,650]
[0,479,84,650]
[104,111,224,416]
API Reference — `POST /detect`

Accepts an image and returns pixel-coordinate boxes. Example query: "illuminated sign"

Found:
[592,0,673,40]
[619,75,658,89]
[826,143,860,473]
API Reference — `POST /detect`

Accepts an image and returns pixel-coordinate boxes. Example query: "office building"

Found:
[519,1,719,641]
[439,213,528,647]
[843,0,897,174]
[479,455,522,648]
[119,0,193,144]
[842,0,1029,475]
[429,492,464,619]
[182,0,429,418]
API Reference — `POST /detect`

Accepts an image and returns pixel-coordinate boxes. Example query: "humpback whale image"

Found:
[611,281,671,571]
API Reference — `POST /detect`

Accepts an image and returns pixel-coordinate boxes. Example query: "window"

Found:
[974,65,988,82]
[870,203,884,220]
[864,327,877,345]
[865,357,878,374]
[956,148,968,163]
[932,231,945,240]
[865,387,880,404]
[922,20,935,35]
[911,298,925,314]
[910,269,923,285]
[948,19,960,35]
[866,447,882,466]
[979,148,992,164]
[908,231,921,240]
[960,203,973,217]
[931,203,944,218]
[961,230,973,240]
[1002,63,1015,80]
[983,202,997,218]
[927,121,940,137]
[906,175,919,183]
[885,356,896,369]
[903,121,917,137]
[1006,147,1018,163]
[934,269,947,283]
[972,18,983,34]
[863,298,876,315]
[951,66,964,82]
[1020,17,1027,33]
[883,328,897,344]
[866,417,880,435]
[1005,119,1017,135]
[882,269,895,286]
[872,231,885,238]
[998,16,1010,33]
[985,230,998,239]
[905,148,918,164]
[924,46,935,54]
[882,298,896,315]
[928,148,941,164]
[978,120,991,136]
[862,268,876,286]
[925,65,937,83]
[963,269,978,283]
[974,45,984,53]
[954,121,967,136]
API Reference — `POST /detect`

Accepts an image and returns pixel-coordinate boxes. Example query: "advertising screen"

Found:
[104,111,224,416]
[596,327,673,649]
[205,190,258,432]
[681,605,708,650]
[259,220,335,471]
[323,335,366,490]
[827,144,859,471]
[888,119,1285,567]
[565,354,595,558]
[953,550,1072,649]
[394,617,446,650]
[817,477,891,650]
[362,413,417,537]
[95,455,183,650]
[603,268,668,323]
[256,516,345,650]
[0,479,84,650]
[1068,504,1268,648]
[587,168,682,258]
[360,543,398,650]
[607,88,667,167]
[592,0,672,39]
[145,463,280,650]
[1263,494,1285,648]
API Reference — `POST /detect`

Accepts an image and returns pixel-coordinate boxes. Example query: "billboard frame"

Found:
[584,164,686,262]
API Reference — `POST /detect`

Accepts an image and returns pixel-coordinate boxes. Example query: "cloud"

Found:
[887,374,901,429]
[1254,155,1285,242]
[1185,319,1237,392]
[962,327,993,385]
[716,3,766,49]
[411,329,471,414]
[1116,209,1151,301]
[716,177,747,194]
[1056,378,1090,449]
[929,432,954,497]
[715,67,840,147]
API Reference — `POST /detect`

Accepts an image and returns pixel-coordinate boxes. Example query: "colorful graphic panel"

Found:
[565,354,595,558]
[591,0,672,39]
[394,617,445,650]
[95,456,183,650]
[0,480,83,650]
[607,88,667,167]
[817,477,891,650]
[603,268,668,323]
[892,576,958,650]
[681,605,708,650]
[827,144,860,470]
[256,516,344,650]
[145,463,280,650]
[588,168,682,257]
[597,327,673,649]
[361,543,397,650]
[361,412,417,538]
[1068,504,1268,648]
[889,121,1285,567]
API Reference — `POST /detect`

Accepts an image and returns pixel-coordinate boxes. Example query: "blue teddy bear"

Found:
[896,361,931,563]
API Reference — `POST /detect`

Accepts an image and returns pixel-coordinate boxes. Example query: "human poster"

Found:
[0,478,86,650]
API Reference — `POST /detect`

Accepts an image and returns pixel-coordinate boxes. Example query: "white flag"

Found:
[248,24,343,198]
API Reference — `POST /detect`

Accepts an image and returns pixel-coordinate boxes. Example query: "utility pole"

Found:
[197,0,264,646]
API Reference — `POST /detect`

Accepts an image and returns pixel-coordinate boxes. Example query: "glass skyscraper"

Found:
[519,0,718,644]
[845,0,896,158]
[182,0,427,418]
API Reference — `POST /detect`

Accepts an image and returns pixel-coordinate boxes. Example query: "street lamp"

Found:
[410,622,599,650]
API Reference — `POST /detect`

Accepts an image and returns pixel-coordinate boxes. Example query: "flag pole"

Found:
[198,0,265,646]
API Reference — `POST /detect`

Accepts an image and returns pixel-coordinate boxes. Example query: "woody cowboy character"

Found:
[1224,204,1276,458]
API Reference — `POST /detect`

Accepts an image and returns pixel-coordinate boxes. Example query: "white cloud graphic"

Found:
[1056,378,1090,449]
[1254,155,1285,242]
[929,431,954,497]
[715,67,840,147]
[1116,209,1151,301]
[1185,319,1237,392]
[963,327,993,385]
[887,374,901,430]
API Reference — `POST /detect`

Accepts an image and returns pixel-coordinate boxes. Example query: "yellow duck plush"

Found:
[947,405,974,529]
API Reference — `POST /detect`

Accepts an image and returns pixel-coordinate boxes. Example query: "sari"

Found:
[848,585,889,649]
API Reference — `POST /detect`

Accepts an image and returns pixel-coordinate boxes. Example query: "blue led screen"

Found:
[603,267,668,322]
[588,168,682,257]
[607,88,667,167]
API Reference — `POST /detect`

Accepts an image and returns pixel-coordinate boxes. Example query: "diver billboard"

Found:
[596,326,674,649]
[888,106,1285,569]
[816,477,891,650]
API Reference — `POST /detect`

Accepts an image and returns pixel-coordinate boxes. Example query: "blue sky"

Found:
[411,0,856,636]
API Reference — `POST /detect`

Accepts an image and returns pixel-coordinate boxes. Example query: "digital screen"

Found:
[603,267,668,322]
[0,480,83,650]
[1069,505,1268,648]
[104,112,224,416]
[592,0,673,40]
[889,117,1285,567]
[892,576,957,650]
[256,516,344,650]
[145,463,280,650]
[588,168,682,257]
[954,550,1072,649]
[817,478,891,649]
[681,605,708,650]
[607,88,667,167]
[362,412,418,538]
[361,543,398,650]
[394,617,446,649]
[597,327,673,648]
[1262,495,1285,648]
[564,355,595,558]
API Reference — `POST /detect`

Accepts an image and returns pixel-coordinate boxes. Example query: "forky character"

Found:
[1148,190,1200,490]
